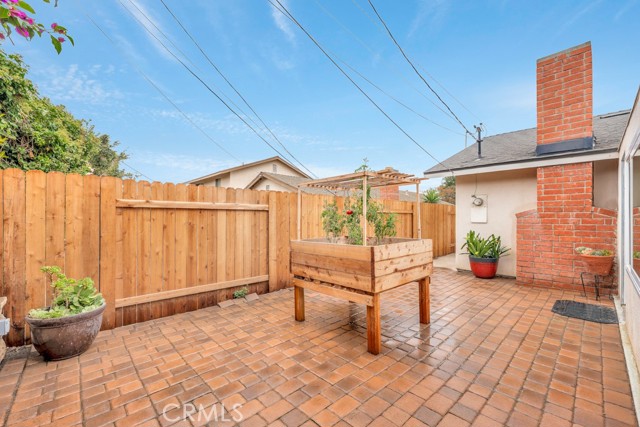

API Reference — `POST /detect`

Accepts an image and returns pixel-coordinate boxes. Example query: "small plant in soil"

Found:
[28,266,104,319]
[233,286,249,299]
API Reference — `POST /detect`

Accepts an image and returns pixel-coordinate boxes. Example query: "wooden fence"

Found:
[0,169,455,346]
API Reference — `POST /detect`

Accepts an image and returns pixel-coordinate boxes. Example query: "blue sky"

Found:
[4,0,640,187]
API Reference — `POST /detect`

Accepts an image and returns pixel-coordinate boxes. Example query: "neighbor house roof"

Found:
[424,110,630,178]
[187,156,311,185]
[248,172,425,202]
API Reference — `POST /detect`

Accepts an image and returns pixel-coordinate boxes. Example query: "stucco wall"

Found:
[230,161,300,189]
[594,159,618,210]
[456,169,537,277]
[251,180,292,192]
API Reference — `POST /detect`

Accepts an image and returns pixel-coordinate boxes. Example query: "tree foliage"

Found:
[0,0,73,54]
[438,175,456,204]
[0,51,129,176]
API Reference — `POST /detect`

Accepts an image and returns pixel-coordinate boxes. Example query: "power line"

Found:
[84,13,241,163]
[366,0,475,139]
[269,0,452,173]
[336,56,464,135]
[121,159,153,181]
[314,0,461,126]
[158,0,318,179]
[117,1,311,176]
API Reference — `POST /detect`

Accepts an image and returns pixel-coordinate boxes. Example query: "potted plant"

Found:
[634,251,640,274]
[462,230,510,279]
[575,247,614,276]
[25,266,105,361]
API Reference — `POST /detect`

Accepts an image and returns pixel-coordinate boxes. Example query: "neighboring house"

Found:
[424,41,640,368]
[187,156,310,189]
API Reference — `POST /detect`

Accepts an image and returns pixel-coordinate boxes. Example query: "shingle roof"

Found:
[424,110,630,175]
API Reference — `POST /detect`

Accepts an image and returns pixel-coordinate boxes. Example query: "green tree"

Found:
[438,176,456,204]
[0,51,129,176]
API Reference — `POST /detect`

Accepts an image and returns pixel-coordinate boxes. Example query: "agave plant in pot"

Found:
[462,231,511,279]
[25,266,105,361]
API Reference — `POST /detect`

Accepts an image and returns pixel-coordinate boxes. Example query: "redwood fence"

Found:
[0,169,455,346]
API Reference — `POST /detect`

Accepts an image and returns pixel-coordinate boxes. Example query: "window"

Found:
[215,178,221,187]
[266,184,270,191]
[632,147,640,276]
[272,163,277,173]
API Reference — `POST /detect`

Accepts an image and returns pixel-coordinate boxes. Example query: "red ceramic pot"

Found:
[469,256,499,279]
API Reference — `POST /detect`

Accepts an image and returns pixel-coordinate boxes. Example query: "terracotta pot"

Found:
[579,254,614,276]
[25,303,105,361]
[469,256,499,279]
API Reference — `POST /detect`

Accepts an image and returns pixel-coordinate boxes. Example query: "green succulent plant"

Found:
[461,231,510,259]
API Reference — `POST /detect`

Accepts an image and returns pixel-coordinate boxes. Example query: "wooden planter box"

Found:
[290,238,433,354]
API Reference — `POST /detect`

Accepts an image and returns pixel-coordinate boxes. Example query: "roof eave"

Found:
[423,148,619,178]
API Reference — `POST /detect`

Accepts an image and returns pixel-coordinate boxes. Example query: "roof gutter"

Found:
[423,149,618,179]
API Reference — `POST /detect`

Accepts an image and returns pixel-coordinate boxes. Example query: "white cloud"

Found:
[38,64,124,104]
[132,151,238,174]
[408,0,450,38]
[270,0,296,44]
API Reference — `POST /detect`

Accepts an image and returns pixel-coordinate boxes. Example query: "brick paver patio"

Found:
[0,269,636,427]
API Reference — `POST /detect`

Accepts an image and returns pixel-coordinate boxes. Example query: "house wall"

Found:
[251,179,293,193]
[455,169,537,277]
[618,94,640,370]
[230,161,301,188]
[594,159,618,210]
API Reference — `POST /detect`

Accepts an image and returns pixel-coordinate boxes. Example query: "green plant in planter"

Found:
[422,188,440,204]
[321,200,345,243]
[28,266,104,319]
[634,251,640,259]
[461,231,510,259]
[575,247,612,256]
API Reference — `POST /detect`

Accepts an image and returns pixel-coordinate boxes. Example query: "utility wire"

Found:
[85,13,241,163]
[314,0,461,127]
[121,0,276,157]
[335,55,463,135]
[270,0,452,173]
[121,159,153,181]
[158,0,318,179]
[366,0,475,139]
[118,2,310,175]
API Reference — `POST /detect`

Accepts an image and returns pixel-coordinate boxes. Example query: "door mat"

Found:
[552,300,618,324]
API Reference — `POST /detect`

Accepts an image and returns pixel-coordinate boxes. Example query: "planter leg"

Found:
[367,294,381,355]
[419,277,430,324]
[294,286,305,322]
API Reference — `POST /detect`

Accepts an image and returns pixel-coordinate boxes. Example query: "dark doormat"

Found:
[552,300,618,324]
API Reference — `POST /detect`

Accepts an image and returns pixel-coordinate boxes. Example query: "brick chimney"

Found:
[536,42,593,155]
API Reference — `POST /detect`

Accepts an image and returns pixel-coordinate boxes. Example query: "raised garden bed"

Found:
[291,168,433,354]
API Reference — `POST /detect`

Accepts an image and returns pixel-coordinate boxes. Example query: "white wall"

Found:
[594,159,618,210]
[618,92,640,367]
[230,161,301,188]
[456,169,537,277]
[251,179,292,192]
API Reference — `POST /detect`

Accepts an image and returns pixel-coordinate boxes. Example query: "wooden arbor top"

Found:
[297,167,422,191]
[295,167,425,243]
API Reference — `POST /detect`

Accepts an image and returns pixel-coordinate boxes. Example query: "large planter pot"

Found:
[469,256,499,279]
[25,303,105,361]
[579,255,614,276]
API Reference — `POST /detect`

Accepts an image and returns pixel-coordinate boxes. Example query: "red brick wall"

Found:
[516,163,616,292]
[378,185,399,201]
[537,42,593,145]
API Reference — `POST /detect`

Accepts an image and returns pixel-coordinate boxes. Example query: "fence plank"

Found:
[149,182,164,320]
[174,184,189,314]
[3,169,26,345]
[162,183,176,317]
[25,170,46,342]
[83,175,100,282]
[45,172,66,306]
[121,179,138,326]
[65,174,83,279]
[100,177,118,330]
